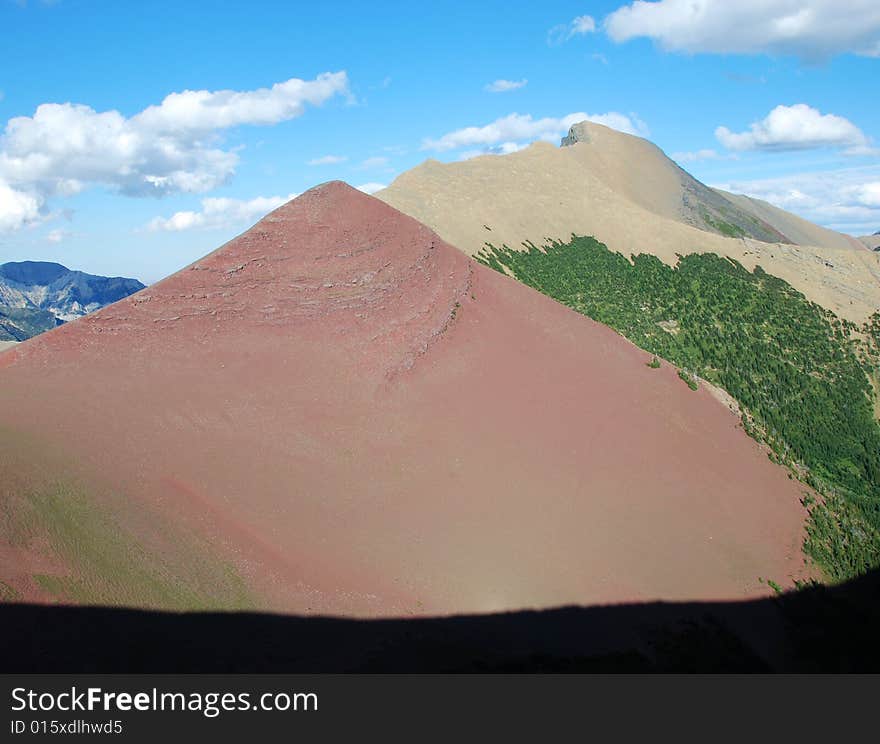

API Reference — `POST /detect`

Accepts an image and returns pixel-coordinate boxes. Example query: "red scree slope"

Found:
[0,181,810,615]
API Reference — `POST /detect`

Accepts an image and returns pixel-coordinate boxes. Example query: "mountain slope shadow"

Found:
[2,569,878,672]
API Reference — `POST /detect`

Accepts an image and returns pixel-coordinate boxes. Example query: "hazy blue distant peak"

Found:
[0,261,71,285]
[0,261,145,340]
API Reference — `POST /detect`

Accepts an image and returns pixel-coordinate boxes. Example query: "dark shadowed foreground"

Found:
[2,568,877,672]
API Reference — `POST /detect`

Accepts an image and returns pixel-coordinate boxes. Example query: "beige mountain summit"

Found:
[379,120,880,323]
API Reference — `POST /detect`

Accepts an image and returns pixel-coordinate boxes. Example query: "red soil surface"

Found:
[0,182,812,615]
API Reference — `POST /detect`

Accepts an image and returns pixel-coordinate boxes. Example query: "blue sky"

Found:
[1,0,878,283]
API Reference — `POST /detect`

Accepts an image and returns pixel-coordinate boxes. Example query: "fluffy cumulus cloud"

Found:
[548,15,597,45]
[0,72,349,231]
[715,104,873,153]
[0,178,43,231]
[854,182,880,208]
[146,193,298,232]
[717,166,880,234]
[422,111,649,152]
[485,79,528,93]
[133,73,348,134]
[604,0,880,60]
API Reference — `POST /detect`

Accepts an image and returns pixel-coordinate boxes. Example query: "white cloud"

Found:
[0,72,349,231]
[146,193,298,232]
[671,148,738,163]
[715,104,873,153]
[0,178,43,231]
[459,142,528,161]
[308,154,348,165]
[133,73,349,134]
[355,182,386,195]
[604,0,880,60]
[572,15,597,34]
[422,111,649,152]
[358,156,389,169]
[854,182,880,208]
[548,15,597,45]
[46,228,71,244]
[485,79,528,93]
[716,165,880,234]
[493,142,528,155]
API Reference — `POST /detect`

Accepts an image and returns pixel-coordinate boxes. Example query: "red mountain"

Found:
[0,182,810,616]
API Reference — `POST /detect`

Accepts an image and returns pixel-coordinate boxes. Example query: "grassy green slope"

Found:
[3,481,255,609]
[477,236,880,582]
[0,427,256,610]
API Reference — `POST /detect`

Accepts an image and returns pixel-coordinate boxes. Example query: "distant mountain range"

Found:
[0,261,145,341]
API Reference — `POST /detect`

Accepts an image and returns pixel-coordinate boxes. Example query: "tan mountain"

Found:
[716,191,860,252]
[378,120,880,323]
[860,234,880,251]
